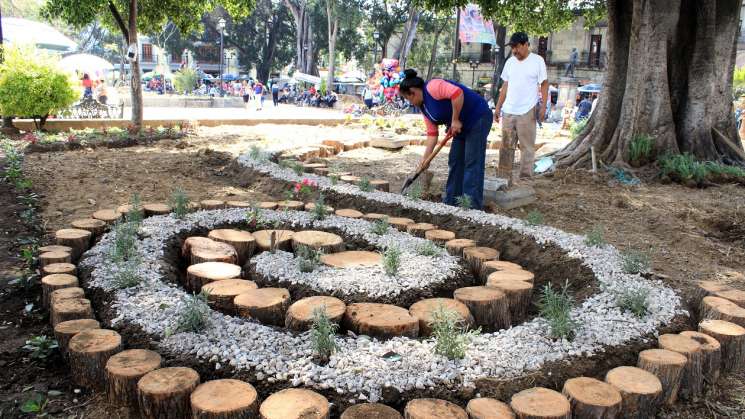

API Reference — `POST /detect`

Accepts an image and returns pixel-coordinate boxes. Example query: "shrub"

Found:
[109,221,139,263]
[704,161,745,178]
[538,282,577,340]
[370,217,389,235]
[430,305,479,360]
[173,68,199,94]
[456,194,472,209]
[20,393,48,415]
[616,287,650,318]
[405,182,423,200]
[570,118,589,140]
[22,335,58,359]
[296,245,322,273]
[416,241,442,256]
[169,188,190,219]
[0,46,77,129]
[126,193,144,225]
[526,210,544,226]
[629,134,654,165]
[383,246,401,276]
[659,153,708,184]
[584,225,606,247]
[246,206,267,230]
[357,177,372,192]
[310,306,338,362]
[248,145,268,162]
[621,248,651,274]
[112,258,143,289]
[173,291,211,334]
[311,194,329,221]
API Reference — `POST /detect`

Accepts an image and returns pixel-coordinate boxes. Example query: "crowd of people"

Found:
[80,73,109,104]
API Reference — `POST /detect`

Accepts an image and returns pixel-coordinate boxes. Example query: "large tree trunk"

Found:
[490,24,507,100]
[395,8,420,69]
[128,0,143,130]
[426,20,447,79]
[325,0,338,93]
[258,3,282,83]
[556,0,743,168]
[285,0,316,75]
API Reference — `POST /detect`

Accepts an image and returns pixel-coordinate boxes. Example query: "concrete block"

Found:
[370,137,408,150]
[484,177,535,210]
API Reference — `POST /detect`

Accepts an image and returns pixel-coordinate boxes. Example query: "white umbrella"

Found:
[59,53,114,79]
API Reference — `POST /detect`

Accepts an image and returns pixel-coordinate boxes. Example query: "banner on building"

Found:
[458,4,496,45]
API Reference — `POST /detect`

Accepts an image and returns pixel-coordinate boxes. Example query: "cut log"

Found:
[700,296,745,327]
[303,163,327,173]
[234,288,291,326]
[53,318,100,359]
[191,379,259,418]
[604,366,662,419]
[208,229,256,265]
[71,218,107,237]
[253,230,294,252]
[465,398,515,419]
[42,262,77,277]
[698,319,745,371]
[226,200,252,208]
[344,303,419,339]
[41,273,78,308]
[40,251,71,268]
[277,200,305,211]
[105,349,162,407]
[322,139,344,153]
[404,398,467,419]
[39,244,73,254]
[51,298,93,327]
[92,209,122,225]
[408,298,474,336]
[201,199,226,210]
[321,251,382,268]
[561,377,622,418]
[479,261,525,279]
[388,217,415,232]
[202,279,258,313]
[486,269,535,285]
[341,402,402,419]
[424,229,456,245]
[55,228,92,260]
[363,213,388,222]
[259,201,279,210]
[509,387,571,419]
[445,239,477,257]
[658,333,704,400]
[695,280,729,300]
[181,237,217,260]
[116,204,136,216]
[186,262,242,292]
[314,167,331,176]
[463,247,500,277]
[713,289,745,309]
[191,241,238,265]
[341,175,362,183]
[50,287,85,306]
[637,349,687,405]
[292,230,344,253]
[259,388,330,419]
[680,331,722,385]
[68,329,122,390]
[304,202,335,213]
[485,278,533,323]
[285,296,347,331]
[454,286,510,332]
[137,367,200,419]
[370,180,390,192]
[406,223,437,238]
[335,208,364,219]
[143,203,171,216]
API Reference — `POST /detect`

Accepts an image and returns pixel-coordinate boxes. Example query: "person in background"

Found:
[565,48,578,78]
[271,81,280,107]
[362,86,374,109]
[253,81,264,110]
[575,95,593,121]
[96,79,108,104]
[82,73,93,98]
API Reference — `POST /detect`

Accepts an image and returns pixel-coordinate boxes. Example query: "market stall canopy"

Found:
[59,54,113,79]
[294,72,322,85]
[1,17,77,53]
[142,71,174,81]
[578,83,602,93]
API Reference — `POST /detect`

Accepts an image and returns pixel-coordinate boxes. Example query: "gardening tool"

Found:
[400,131,454,194]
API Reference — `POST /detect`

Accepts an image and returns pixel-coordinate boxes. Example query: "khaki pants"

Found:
[501,107,537,179]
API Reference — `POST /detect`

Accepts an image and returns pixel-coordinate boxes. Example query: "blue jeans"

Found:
[444,114,492,210]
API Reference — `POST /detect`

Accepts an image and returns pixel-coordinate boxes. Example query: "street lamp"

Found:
[372,31,380,66]
[469,59,479,89]
[217,18,226,97]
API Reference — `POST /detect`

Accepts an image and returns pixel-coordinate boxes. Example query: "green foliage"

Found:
[416,240,443,257]
[455,194,472,210]
[659,153,708,183]
[173,68,198,93]
[173,291,211,334]
[621,249,651,274]
[383,246,401,276]
[169,188,190,219]
[370,216,390,235]
[248,145,268,162]
[319,78,327,96]
[112,258,143,289]
[1,140,23,183]
[703,161,745,178]
[296,245,322,273]
[0,46,77,129]
[570,117,589,140]
[126,193,144,225]
[20,393,48,415]
[430,305,479,360]
[584,225,606,247]
[357,177,372,192]
[616,287,650,318]
[280,159,304,176]
[311,194,329,221]
[246,205,268,230]
[405,182,423,200]
[310,306,338,362]
[538,281,577,340]
[329,174,339,185]
[525,210,544,226]
[22,335,58,360]
[735,67,745,91]
[629,134,654,164]
[109,221,139,263]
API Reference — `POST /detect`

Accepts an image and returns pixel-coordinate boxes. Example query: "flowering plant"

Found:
[293,178,318,199]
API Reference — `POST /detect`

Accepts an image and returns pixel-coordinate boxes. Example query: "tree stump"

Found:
[561,377,622,419]
[637,349,687,405]
[341,402,402,419]
[259,388,329,419]
[42,262,77,276]
[304,202,335,213]
[453,286,510,332]
[253,230,295,252]
[303,163,327,173]
[445,239,477,257]
[208,229,256,265]
[485,278,533,323]
[234,288,291,326]
[695,280,729,300]
[335,208,364,219]
[698,319,745,371]
[181,237,217,260]
[105,349,162,407]
[680,331,722,385]
[226,200,252,208]
[191,379,259,418]
[363,213,388,222]
[186,262,242,292]
[344,303,419,339]
[465,398,515,419]
[40,251,71,268]
[68,329,122,390]
[191,241,238,265]
[462,247,500,277]
[42,273,78,308]
[408,298,474,336]
[404,398,468,419]
[486,269,535,285]
[53,318,100,359]
[259,201,279,210]
[388,217,415,232]
[92,209,122,225]
[424,229,456,245]
[55,228,92,260]
[277,200,305,211]
[116,204,136,216]
[39,244,73,254]
[51,298,93,326]
[370,179,390,192]
[137,367,200,419]
[143,203,171,217]
[713,289,745,309]
[700,296,745,327]
[201,199,226,210]
[509,387,571,419]
[604,366,662,419]
[479,260,525,280]
[50,287,85,306]
[314,167,331,176]
[321,251,382,268]
[71,218,107,237]
[285,296,346,331]
[658,333,703,400]
[405,223,436,238]
[341,175,361,184]
[292,230,344,253]
[202,279,258,313]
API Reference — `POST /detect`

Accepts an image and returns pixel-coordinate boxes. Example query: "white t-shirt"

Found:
[500,53,548,115]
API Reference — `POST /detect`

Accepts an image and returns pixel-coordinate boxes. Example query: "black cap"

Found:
[507,32,529,46]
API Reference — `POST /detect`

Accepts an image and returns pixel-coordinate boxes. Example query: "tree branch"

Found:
[108,1,129,41]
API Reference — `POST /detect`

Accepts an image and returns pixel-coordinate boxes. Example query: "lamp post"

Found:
[217,18,226,97]
[469,59,479,89]
[372,31,380,67]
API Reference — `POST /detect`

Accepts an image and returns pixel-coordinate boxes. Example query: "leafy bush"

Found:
[22,335,58,359]
[329,174,339,185]
[311,306,338,362]
[629,134,654,165]
[430,305,479,360]
[383,246,401,276]
[584,225,606,247]
[526,210,544,226]
[538,281,577,340]
[357,177,372,192]
[416,241,442,257]
[570,118,589,140]
[296,245,322,273]
[173,291,211,334]
[735,67,745,96]
[659,153,708,184]
[0,46,77,129]
[704,161,745,178]
[370,217,389,235]
[621,249,651,274]
[173,68,199,94]
[456,194,472,209]
[616,287,650,318]
[169,188,190,219]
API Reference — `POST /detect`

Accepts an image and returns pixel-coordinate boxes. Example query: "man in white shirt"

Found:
[495,32,549,179]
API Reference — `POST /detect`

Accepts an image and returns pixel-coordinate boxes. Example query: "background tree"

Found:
[284,0,317,74]
[363,0,410,60]
[324,0,339,91]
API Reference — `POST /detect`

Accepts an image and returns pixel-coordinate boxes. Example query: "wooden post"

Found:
[605,366,662,419]
[637,349,687,405]
[658,333,704,400]
[105,349,162,407]
[342,403,402,419]
[453,286,510,332]
[291,230,345,253]
[202,279,258,314]
[137,367,200,419]
[55,228,92,260]
[680,331,721,386]
[190,379,259,418]
[404,398,468,419]
[408,298,474,336]
[68,329,123,390]
[343,303,419,339]
[234,288,291,326]
[698,319,745,371]
[465,398,515,419]
[41,274,78,308]
[509,387,571,419]
[562,377,622,418]
[285,296,346,331]
[53,318,100,359]
[259,388,330,419]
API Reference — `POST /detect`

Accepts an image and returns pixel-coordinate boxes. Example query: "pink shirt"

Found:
[422,79,463,136]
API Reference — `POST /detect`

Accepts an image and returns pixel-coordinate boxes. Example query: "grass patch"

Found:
[311,306,339,362]
[430,305,479,360]
[525,210,544,226]
[659,153,708,184]
[112,258,143,289]
[629,134,654,165]
[383,246,401,276]
[621,248,651,274]
[405,182,423,200]
[616,287,650,318]
[584,225,606,247]
[109,221,139,263]
[538,281,577,340]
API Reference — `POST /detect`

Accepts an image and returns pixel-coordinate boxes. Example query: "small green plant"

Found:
[416,241,442,257]
[704,161,745,178]
[22,335,58,360]
[538,281,577,340]
[621,248,651,274]
[629,134,654,164]
[659,153,708,184]
[584,225,606,247]
[310,306,338,362]
[455,194,472,209]
[283,189,294,201]
[430,305,479,360]
[20,393,48,416]
[526,210,544,226]
[173,291,211,334]
[329,174,339,185]
[109,221,139,263]
[112,258,143,289]
[246,206,267,230]
[405,182,423,200]
[126,193,144,225]
[248,145,264,161]
[296,245,322,273]
[616,287,650,318]
[383,246,401,276]
[370,217,389,235]
[169,188,190,219]
[570,117,589,140]
[357,177,372,192]
[19,245,37,267]
[311,194,329,221]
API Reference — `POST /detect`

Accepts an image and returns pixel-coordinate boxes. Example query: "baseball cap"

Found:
[507,32,529,46]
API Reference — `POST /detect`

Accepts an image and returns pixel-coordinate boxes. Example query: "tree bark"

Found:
[426,20,447,80]
[285,0,316,75]
[555,0,744,168]
[396,8,421,69]
[491,24,507,100]
[127,0,143,130]
[325,0,338,93]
